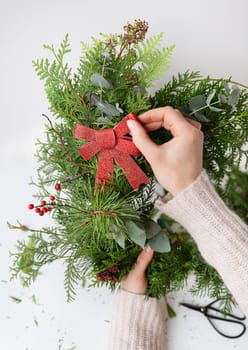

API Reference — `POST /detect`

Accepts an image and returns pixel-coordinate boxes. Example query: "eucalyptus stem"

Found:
[189,100,219,116]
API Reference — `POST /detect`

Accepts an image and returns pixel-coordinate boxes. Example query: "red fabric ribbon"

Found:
[74,112,150,191]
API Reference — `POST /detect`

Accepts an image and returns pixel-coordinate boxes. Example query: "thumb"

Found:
[134,245,154,274]
[127,120,158,163]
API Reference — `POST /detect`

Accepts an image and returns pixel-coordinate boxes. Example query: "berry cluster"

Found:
[28,183,61,216]
[96,265,119,283]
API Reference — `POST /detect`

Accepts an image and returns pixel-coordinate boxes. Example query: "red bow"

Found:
[74,112,150,191]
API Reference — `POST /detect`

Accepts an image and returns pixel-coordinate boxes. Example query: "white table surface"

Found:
[1,1,247,348]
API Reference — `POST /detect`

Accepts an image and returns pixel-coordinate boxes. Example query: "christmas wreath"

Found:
[9,20,248,310]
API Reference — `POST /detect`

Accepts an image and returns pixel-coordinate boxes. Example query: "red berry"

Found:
[54,183,61,191]
[39,211,44,216]
[50,195,55,201]
[28,204,34,210]
[42,207,48,213]
[41,200,46,206]
[35,208,41,213]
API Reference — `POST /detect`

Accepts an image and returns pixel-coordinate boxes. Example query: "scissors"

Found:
[180,298,246,339]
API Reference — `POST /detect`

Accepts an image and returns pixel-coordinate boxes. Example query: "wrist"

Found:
[167,168,203,196]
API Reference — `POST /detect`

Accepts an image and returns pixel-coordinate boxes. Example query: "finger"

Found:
[139,107,192,137]
[140,121,163,132]
[127,120,159,163]
[134,245,154,274]
[185,118,202,130]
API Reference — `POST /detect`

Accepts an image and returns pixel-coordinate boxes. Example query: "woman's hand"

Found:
[127,106,204,196]
[121,245,154,294]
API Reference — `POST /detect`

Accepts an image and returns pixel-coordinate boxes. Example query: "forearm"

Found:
[156,169,248,315]
[108,290,167,350]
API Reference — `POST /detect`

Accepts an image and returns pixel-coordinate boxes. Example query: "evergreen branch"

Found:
[43,33,71,69]
[41,114,90,171]
[194,77,248,90]
[32,58,65,86]
[209,110,248,132]
[135,34,174,87]
[64,257,81,301]
[34,35,85,121]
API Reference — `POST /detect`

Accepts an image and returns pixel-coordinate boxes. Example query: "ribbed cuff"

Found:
[108,290,167,350]
[155,169,248,315]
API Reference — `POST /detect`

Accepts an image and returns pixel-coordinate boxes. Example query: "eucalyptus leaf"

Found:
[111,229,126,248]
[144,218,162,239]
[96,116,110,123]
[189,95,207,112]
[148,231,171,253]
[206,90,216,106]
[177,105,191,116]
[223,81,230,95]
[86,92,99,105]
[97,100,121,117]
[90,73,113,89]
[209,106,223,112]
[101,51,112,61]
[178,105,209,122]
[125,220,146,248]
[218,94,227,104]
[86,92,121,117]
[115,103,124,113]
[157,216,173,234]
[191,112,209,122]
[228,86,240,107]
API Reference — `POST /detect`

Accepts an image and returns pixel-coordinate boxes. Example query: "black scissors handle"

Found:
[206,299,246,321]
[180,299,247,339]
[206,314,246,339]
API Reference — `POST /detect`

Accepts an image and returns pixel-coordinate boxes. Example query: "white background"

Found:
[1,0,248,349]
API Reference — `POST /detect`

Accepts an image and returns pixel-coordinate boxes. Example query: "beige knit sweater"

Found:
[108,170,248,349]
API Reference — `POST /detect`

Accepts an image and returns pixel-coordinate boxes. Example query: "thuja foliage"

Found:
[9,20,248,307]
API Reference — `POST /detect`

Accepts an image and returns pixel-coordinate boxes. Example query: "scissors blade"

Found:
[180,302,205,313]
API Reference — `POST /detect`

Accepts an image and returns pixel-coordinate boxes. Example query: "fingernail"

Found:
[145,244,153,253]
[127,120,136,132]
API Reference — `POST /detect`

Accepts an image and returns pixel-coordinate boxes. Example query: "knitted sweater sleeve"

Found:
[108,290,167,350]
[156,169,248,315]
